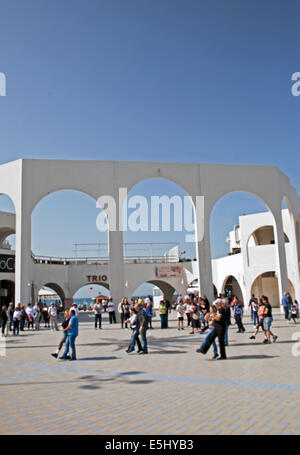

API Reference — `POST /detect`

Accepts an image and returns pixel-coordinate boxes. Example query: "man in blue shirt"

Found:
[282,293,292,320]
[59,309,79,361]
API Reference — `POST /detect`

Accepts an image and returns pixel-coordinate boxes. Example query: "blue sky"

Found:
[0,0,299,297]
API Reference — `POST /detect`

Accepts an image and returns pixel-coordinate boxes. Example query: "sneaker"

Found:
[217,357,226,360]
[263,339,269,344]
[196,348,204,354]
[212,354,219,359]
[51,353,58,358]
[272,335,278,342]
[249,336,255,340]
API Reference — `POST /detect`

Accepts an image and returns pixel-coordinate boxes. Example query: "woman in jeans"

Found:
[199,305,219,359]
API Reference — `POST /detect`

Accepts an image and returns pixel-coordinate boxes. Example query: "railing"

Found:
[31,253,180,265]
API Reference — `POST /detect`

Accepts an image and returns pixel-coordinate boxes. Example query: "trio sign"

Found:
[0,254,15,273]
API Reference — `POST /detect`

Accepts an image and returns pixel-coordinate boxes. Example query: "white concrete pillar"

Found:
[286,211,300,302]
[194,201,214,303]
[273,210,289,308]
[108,229,125,309]
[15,203,32,304]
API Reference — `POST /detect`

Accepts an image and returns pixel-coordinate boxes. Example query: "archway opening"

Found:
[38,284,64,307]
[122,178,197,264]
[222,275,243,301]
[131,280,177,309]
[31,190,108,261]
[73,283,110,310]
[251,272,280,307]
[0,279,14,309]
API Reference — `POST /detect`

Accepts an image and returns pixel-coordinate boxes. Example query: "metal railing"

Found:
[31,253,180,265]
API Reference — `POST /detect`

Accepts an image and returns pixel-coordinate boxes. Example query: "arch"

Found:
[43,283,66,302]
[250,271,280,307]
[213,284,218,299]
[209,190,275,222]
[122,177,197,263]
[209,191,272,260]
[221,275,243,301]
[247,225,290,247]
[131,279,178,308]
[0,279,15,308]
[31,189,109,259]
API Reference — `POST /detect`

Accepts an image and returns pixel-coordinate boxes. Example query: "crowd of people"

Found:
[0,289,298,361]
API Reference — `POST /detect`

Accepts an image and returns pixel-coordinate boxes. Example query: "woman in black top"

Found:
[51,310,70,358]
[0,306,8,336]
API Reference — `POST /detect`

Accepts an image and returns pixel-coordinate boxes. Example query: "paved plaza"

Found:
[0,311,300,435]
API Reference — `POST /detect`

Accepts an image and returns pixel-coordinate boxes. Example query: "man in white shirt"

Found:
[13,307,22,336]
[48,303,59,331]
[93,300,103,329]
[176,301,185,331]
[71,304,79,317]
[107,298,116,324]
[32,304,40,330]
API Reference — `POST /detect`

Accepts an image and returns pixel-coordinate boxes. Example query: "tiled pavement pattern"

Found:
[1,311,300,435]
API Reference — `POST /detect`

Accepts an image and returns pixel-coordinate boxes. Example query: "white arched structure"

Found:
[0,159,299,307]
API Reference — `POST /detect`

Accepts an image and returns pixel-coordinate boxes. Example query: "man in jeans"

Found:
[93,300,103,329]
[48,303,59,331]
[59,309,79,361]
[127,304,148,354]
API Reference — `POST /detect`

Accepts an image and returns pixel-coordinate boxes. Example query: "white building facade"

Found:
[0,159,299,308]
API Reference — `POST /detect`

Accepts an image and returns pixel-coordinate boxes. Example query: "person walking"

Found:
[282,292,291,320]
[42,304,50,328]
[190,299,200,335]
[33,303,40,330]
[159,300,168,329]
[26,303,34,330]
[145,301,153,329]
[118,298,130,329]
[13,305,22,336]
[249,299,266,341]
[48,303,59,331]
[232,296,245,333]
[125,308,143,353]
[94,299,103,329]
[290,304,298,324]
[262,296,278,344]
[59,309,79,361]
[184,297,192,327]
[248,294,256,321]
[198,304,219,359]
[197,300,227,360]
[176,299,185,330]
[0,306,8,337]
[222,298,231,346]
[162,296,171,328]
[20,305,27,331]
[107,298,116,324]
[8,302,14,332]
[51,310,70,358]
[126,304,148,354]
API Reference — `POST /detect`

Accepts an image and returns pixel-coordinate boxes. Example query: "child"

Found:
[290,305,297,324]
[176,300,185,330]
